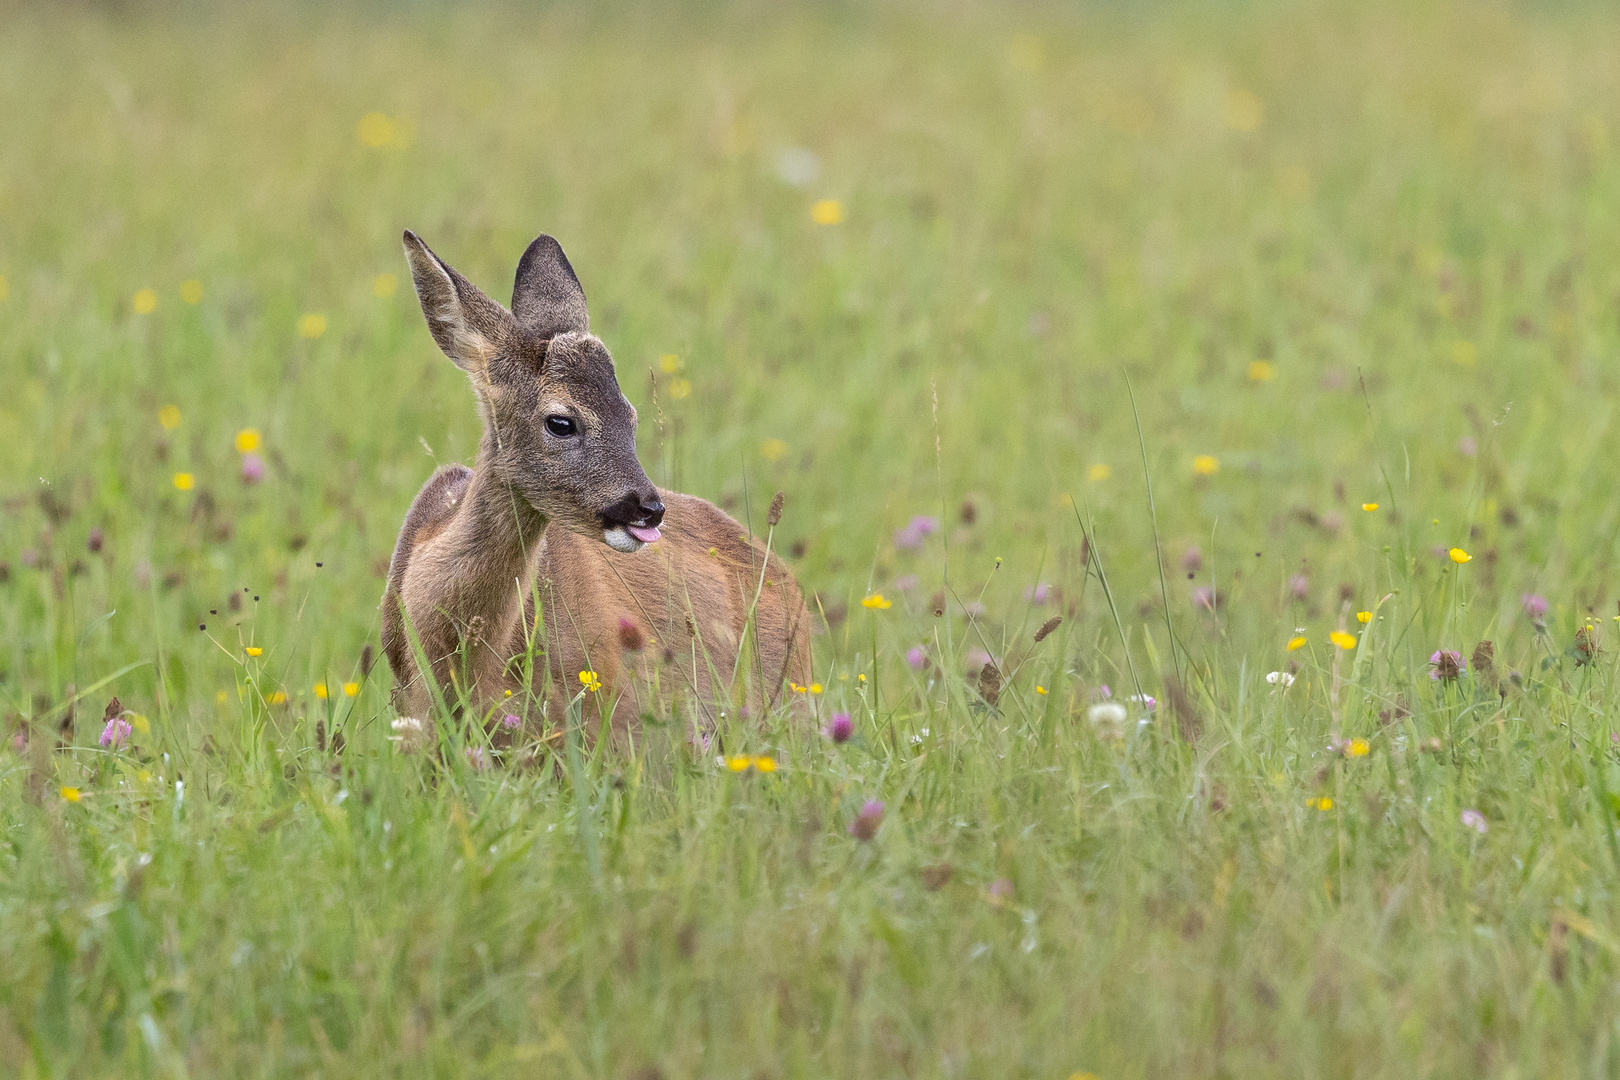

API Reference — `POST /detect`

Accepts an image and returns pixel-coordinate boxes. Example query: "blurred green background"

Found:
[4,2,1620,1076]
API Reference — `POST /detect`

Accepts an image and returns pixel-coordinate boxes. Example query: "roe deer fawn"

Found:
[380,230,812,743]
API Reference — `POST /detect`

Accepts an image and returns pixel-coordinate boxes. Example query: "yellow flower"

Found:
[298,313,328,338]
[373,272,398,297]
[216,690,228,704]
[861,593,892,610]
[1306,796,1333,811]
[668,377,692,400]
[1247,360,1275,382]
[1192,455,1219,476]
[760,438,788,462]
[1224,87,1264,132]
[60,786,81,803]
[343,682,360,697]
[1449,548,1471,564]
[1036,685,1048,696]
[727,755,751,772]
[357,111,395,147]
[579,670,602,693]
[179,279,204,304]
[244,646,263,657]
[660,353,684,373]
[810,198,844,225]
[808,683,823,694]
[172,472,195,491]
[235,428,261,453]
[754,755,777,773]
[159,404,181,430]
[857,673,867,682]
[314,683,328,699]
[1088,463,1111,482]
[1450,341,1477,367]
[133,288,158,314]
[129,714,150,734]
[1347,738,1370,757]
[789,682,804,693]
[268,690,288,705]
[1329,630,1357,650]
[1286,636,1307,651]
[1356,611,1372,624]
[1362,502,1378,512]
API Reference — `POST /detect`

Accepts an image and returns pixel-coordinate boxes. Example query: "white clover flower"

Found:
[1265,671,1295,688]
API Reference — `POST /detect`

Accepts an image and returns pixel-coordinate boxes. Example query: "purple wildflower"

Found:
[825,712,853,743]
[1182,545,1203,574]
[464,745,487,770]
[1024,583,1051,604]
[988,877,1015,903]
[241,453,265,484]
[1093,684,1112,701]
[905,646,927,671]
[1429,649,1466,681]
[1521,593,1548,619]
[1288,573,1310,601]
[99,716,132,749]
[849,799,884,841]
[1191,586,1216,611]
[501,713,521,729]
[1459,436,1477,457]
[1459,809,1487,835]
[1130,694,1157,712]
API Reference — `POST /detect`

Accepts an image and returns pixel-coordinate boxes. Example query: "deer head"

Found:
[402,230,664,552]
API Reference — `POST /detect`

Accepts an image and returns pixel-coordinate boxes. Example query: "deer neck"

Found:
[436,447,547,652]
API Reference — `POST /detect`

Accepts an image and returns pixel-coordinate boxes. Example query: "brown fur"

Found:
[379,231,811,741]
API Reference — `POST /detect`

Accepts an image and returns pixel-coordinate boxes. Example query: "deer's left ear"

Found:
[402,230,510,374]
[512,234,589,339]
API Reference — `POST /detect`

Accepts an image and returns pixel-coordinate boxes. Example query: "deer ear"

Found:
[402,230,508,372]
[511,234,589,339]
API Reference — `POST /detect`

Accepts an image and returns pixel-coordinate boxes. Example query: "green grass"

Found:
[5,1,1620,1075]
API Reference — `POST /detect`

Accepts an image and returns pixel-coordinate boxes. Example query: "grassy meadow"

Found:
[6,0,1620,1075]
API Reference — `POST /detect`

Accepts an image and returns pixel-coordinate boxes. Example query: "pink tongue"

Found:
[626,524,661,544]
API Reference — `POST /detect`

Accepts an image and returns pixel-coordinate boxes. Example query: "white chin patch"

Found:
[602,526,644,553]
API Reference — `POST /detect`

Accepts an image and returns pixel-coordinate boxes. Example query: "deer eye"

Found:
[544,415,577,438]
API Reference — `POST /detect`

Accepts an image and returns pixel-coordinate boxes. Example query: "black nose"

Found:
[601,491,664,528]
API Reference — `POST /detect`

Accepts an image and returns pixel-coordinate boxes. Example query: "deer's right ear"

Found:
[402,230,507,373]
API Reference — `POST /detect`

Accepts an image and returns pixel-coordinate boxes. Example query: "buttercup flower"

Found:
[1286,636,1307,651]
[811,199,844,225]
[1307,796,1333,811]
[235,428,261,453]
[861,593,891,610]
[1192,455,1219,476]
[1346,738,1370,757]
[1449,548,1471,564]
[1329,630,1357,649]
[1362,502,1378,511]
[578,670,602,693]
[173,472,195,491]
[1356,611,1372,623]
[244,646,262,657]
